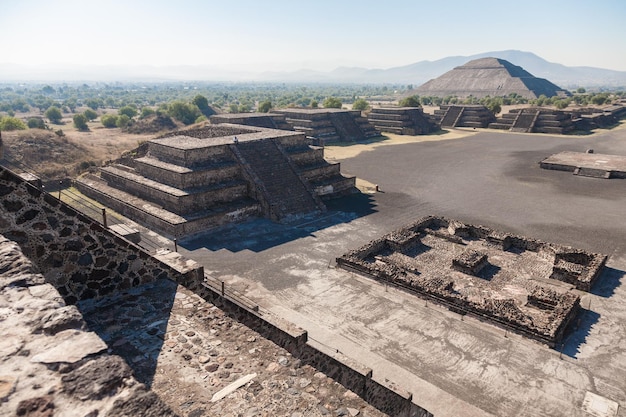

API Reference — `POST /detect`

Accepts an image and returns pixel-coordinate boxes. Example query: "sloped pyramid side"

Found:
[415,57,566,99]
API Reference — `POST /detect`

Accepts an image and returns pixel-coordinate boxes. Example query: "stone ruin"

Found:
[75,124,355,238]
[432,104,496,128]
[209,112,292,130]
[366,107,437,135]
[540,151,626,179]
[489,107,575,134]
[271,108,379,144]
[336,216,607,346]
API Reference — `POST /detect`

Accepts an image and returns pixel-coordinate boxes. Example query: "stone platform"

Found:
[336,216,607,347]
[540,151,626,178]
[76,124,356,238]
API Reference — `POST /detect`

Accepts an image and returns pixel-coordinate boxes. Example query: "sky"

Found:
[1,0,626,76]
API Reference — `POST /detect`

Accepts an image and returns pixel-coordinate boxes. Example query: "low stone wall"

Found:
[134,158,241,189]
[177,273,432,416]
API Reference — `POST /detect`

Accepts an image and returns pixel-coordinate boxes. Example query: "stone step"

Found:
[75,174,261,238]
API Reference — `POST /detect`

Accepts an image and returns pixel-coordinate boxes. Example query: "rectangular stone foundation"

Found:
[337,216,607,347]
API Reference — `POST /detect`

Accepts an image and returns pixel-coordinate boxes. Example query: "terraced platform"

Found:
[540,151,626,179]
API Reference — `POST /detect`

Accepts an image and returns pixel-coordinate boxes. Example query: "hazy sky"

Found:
[2,0,626,72]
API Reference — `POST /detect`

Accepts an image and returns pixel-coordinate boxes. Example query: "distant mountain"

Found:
[261,50,626,88]
[1,50,624,87]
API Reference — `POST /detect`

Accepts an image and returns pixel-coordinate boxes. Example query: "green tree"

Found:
[576,87,586,94]
[352,98,369,111]
[140,107,155,119]
[485,99,502,115]
[85,98,102,110]
[45,106,63,124]
[168,101,201,125]
[238,102,252,113]
[27,118,46,129]
[83,108,98,121]
[258,100,272,113]
[323,97,342,109]
[101,114,118,128]
[116,114,131,128]
[311,100,318,108]
[554,99,570,109]
[229,103,239,113]
[398,96,421,107]
[118,105,138,119]
[192,94,214,117]
[0,116,27,131]
[73,113,89,131]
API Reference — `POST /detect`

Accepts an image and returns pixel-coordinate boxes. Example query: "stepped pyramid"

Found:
[75,124,355,238]
[415,57,568,99]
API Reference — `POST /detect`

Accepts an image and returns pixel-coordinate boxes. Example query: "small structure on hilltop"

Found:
[75,124,355,238]
[272,108,379,144]
[414,57,569,99]
[367,107,437,135]
[336,216,607,347]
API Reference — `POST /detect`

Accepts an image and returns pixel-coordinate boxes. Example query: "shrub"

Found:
[116,114,131,128]
[27,118,46,129]
[83,108,98,121]
[119,105,138,119]
[101,114,118,128]
[73,113,89,131]
[398,96,421,107]
[352,98,369,111]
[0,116,27,131]
[323,97,342,109]
[45,106,63,124]
[140,107,155,119]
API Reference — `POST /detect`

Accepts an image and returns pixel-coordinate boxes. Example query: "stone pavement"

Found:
[78,279,390,417]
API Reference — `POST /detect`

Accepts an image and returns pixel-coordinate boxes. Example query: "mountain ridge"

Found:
[1,50,625,87]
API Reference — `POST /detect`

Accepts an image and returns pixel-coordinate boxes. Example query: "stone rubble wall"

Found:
[0,166,203,304]
[0,234,177,417]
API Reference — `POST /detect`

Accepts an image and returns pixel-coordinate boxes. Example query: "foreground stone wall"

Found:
[0,166,203,304]
[0,235,177,416]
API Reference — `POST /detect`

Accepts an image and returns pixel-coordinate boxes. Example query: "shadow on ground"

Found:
[77,279,176,387]
[591,266,624,298]
[181,192,377,253]
[561,308,601,359]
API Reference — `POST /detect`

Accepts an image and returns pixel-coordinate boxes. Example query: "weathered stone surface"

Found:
[62,356,133,400]
[38,305,85,334]
[0,375,17,401]
[30,330,107,364]
[15,395,55,417]
[107,387,177,417]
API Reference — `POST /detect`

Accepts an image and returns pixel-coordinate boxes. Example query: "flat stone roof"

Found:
[274,108,356,114]
[210,112,282,119]
[541,151,626,172]
[151,124,303,150]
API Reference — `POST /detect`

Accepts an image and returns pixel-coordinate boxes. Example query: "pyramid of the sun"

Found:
[415,57,567,99]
